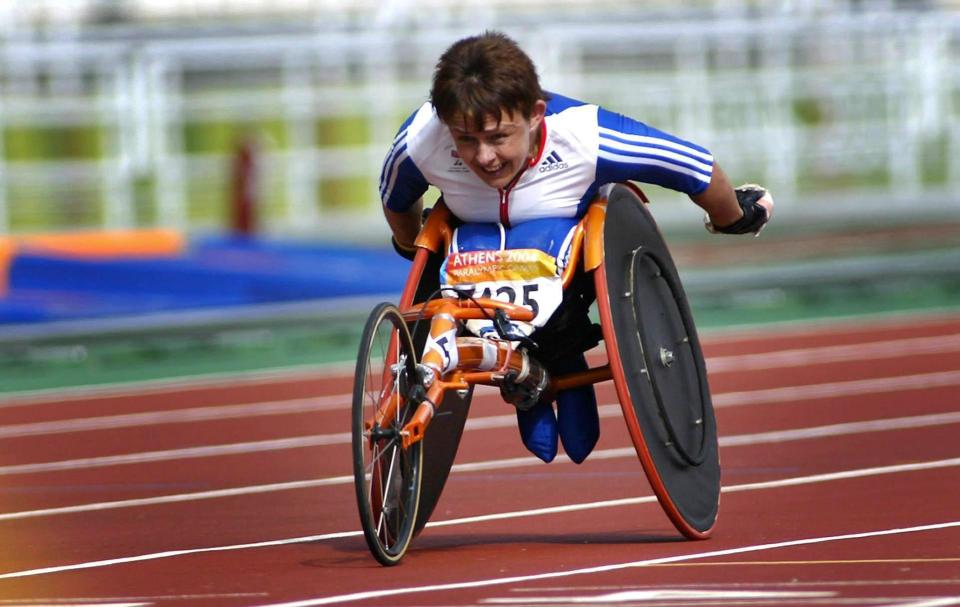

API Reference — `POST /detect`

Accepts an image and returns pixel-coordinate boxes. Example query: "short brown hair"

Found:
[430,31,547,131]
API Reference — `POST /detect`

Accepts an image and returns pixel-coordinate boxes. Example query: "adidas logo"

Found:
[538,150,569,173]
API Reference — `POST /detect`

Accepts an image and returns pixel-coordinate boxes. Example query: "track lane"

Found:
[3,369,957,517]
[0,378,954,509]
[3,458,957,605]
[700,312,960,355]
[2,412,958,583]
[5,351,960,471]
[0,312,958,605]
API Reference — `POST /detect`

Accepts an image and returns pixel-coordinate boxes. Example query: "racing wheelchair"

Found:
[351,183,720,565]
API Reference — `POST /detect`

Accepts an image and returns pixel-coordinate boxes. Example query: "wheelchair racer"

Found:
[381,31,773,465]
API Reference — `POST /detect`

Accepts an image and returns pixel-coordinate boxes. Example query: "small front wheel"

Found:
[352,302,423,565]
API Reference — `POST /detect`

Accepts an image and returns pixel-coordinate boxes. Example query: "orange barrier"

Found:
[0,238,14,297]
[0,228,185,296]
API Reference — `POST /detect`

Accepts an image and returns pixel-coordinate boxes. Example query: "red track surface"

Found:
[2,312,960,606]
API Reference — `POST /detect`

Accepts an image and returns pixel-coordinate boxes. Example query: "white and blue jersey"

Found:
[379,92,714,226]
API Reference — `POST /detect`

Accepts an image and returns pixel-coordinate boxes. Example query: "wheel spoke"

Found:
[375,445,400,545]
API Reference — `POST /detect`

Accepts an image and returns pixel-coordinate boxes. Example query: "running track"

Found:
[1,311,959,606]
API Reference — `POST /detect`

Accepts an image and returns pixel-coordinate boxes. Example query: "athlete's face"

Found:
[447,101,546,190]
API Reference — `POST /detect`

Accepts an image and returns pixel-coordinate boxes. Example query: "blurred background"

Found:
[1,0,958,393]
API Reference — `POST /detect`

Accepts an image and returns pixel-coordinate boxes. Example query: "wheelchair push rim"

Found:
[351,302,424,565]
[594,184,721,539]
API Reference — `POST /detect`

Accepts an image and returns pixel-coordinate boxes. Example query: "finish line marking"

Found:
[0,456,958,581]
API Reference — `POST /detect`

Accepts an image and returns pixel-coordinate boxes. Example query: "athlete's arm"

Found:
[594,106,772,234]
[694,164,774,235]
[595,107,714,196]
[385,199,424,253]
[380,107,430,256]
[690,163,742,227]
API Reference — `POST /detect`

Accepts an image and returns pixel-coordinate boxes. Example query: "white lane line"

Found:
[0,531,362,581]
[0,396,348,439]
[0,407,956,523]
[719,411,960,447]
[508,577,960,591]
[479,588,836,603]
[3,340,960,439]
[3,318,959,411]
[0,389,511,440]
[463,403,620,432]
[0,604,150,607]
[0,362,352,408]
[0,385,502,439]
[0,594,266,605]
[890,599,960,607]
[428,457,960,529]
[713,370,960,408]
[0,434,349,476]
[2,363,958,455]
[2,399,958,478]
[0,477,352,522]
[0,458,960,588]
[700,308,960,342]
[257,521,960,607]
[1,457,958,581]
[5,364,960,442]
[707,333,960,373]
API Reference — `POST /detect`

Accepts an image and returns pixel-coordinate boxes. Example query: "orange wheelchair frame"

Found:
[391,199,608,449]
[352,184,720,566]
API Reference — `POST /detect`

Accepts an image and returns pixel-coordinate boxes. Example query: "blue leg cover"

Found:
[516,400,558,463]
[555,353,600,464]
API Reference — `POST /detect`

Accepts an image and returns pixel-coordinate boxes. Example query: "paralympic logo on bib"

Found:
[444,249,557,283]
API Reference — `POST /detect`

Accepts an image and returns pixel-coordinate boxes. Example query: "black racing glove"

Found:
[391,236,418,261]
[705,184,772,236]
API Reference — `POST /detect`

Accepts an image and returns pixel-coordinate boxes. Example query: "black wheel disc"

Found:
[404,248,474,536]
[597,184,720,536]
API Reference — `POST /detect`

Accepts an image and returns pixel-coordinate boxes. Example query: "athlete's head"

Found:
[431,31,548,189]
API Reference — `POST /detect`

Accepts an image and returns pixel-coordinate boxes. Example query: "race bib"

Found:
[440,248,564,335]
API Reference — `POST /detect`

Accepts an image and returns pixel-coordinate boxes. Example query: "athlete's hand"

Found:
[749,185,775,225]
[705,184,774,236]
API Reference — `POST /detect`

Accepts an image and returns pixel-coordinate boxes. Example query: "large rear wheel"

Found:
[352,302,423,565]
[594,184,721,538]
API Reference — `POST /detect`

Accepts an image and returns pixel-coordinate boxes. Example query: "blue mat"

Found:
[2,235,412,324]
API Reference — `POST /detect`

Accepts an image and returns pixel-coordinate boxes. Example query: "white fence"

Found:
[1,6,959,237]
